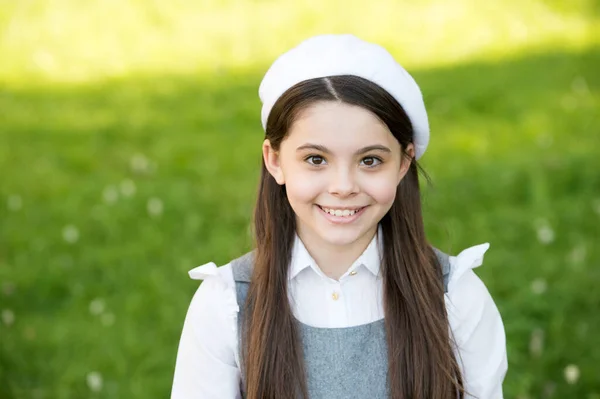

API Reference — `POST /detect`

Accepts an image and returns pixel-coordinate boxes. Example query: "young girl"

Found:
[171,34,507,399]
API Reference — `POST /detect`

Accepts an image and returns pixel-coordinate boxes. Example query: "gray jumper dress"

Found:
[231,249,452,399]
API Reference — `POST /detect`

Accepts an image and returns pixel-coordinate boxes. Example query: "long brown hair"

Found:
[243,75,464,399]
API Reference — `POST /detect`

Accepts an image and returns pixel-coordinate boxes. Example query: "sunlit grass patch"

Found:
[0,0,598,84]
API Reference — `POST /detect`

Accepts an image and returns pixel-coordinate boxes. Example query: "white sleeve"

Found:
[445,243,508,399]
[171,262,242,399]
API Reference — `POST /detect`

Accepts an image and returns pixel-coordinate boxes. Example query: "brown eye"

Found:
[306,155,326,165]
[361,157,382,167]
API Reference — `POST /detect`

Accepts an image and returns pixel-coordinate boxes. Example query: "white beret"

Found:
[258,34,430,159]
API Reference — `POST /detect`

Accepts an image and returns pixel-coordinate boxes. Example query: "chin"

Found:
[314,225,367,247]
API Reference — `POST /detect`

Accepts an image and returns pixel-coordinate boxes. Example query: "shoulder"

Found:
[444,243,508,396]
[446,242,491,292]
[186,261,239,323]
[444,243,504,339]
[445,243,491,300]
[445,243,495,329]
[188,260,236,286]
[176,260,242,375]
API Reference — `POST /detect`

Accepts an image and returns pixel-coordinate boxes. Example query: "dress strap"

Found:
[231,251,255,282]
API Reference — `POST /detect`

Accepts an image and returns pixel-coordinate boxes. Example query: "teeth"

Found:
[321,207,361,217]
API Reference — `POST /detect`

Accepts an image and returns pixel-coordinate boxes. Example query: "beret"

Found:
[258,34,430,159]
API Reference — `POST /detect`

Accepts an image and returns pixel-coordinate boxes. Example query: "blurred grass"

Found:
[0,0,599,83]
[1,0,599,398]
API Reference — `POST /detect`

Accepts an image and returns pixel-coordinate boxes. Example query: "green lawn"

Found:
[1,1,599,398]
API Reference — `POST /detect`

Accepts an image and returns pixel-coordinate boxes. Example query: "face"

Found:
[263,101,414,250]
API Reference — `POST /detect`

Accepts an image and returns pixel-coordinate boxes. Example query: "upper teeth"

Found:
[321,207,361,217]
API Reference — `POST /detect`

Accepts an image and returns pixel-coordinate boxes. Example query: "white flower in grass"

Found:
[62,225,79,244]
[568,245,586,265]
[130,153,149,174]
[531,278,547,295]
[119,179,136,197]
[535,220,554,245]
[529,328,544,357]
[7,195,22,211]
[564,364,580,384]
[86,371,103,392]
[147,197,163,217]
[102,185,119,204]
[537,226,554,244]
[1,309,15,326]
[89,298,105,316]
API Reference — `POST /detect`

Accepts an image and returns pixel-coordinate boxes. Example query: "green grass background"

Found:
[0,0,599,398]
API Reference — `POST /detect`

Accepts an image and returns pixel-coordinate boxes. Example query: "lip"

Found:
[319,205,365,210]
[316,204,368,224]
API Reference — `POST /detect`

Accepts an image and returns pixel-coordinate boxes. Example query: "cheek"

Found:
[283,167,323,204]
[361,174,398,205]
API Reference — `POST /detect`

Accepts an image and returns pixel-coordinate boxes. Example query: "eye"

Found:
[361,156,383,167]
[305,155,327,166]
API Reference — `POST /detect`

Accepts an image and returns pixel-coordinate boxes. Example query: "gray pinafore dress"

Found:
[231,249,452,399]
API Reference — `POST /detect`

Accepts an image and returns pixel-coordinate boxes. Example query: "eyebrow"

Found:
[296,143,392,156]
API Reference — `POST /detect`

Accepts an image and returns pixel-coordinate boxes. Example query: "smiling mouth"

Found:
[317,205,367,217]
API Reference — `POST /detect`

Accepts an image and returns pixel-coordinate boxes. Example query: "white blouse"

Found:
[171,230,508,399]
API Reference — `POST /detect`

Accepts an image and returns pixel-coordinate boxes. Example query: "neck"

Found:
[296,224,378,280]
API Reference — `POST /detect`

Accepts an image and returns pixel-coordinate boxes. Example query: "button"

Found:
[332,291,340,301]
[350,270,357,276]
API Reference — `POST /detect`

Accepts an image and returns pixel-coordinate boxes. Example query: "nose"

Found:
[329,166,358,197]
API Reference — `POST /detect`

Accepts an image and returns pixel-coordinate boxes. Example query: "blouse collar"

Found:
[288,224,383,281]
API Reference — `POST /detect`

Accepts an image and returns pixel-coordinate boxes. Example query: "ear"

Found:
[263,139,285,185]
[397,143,415,183]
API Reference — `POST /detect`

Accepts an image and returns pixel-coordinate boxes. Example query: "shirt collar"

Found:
[288,224,383,281]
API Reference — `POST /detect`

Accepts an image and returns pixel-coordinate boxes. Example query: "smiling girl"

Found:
[171,34,507,399]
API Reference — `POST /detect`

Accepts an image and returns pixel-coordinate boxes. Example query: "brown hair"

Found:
[242,75,464,399]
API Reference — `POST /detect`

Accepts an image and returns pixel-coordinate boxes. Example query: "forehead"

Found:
[286,101,396,149]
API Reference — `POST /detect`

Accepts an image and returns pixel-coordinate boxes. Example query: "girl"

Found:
[172,34,507,399]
